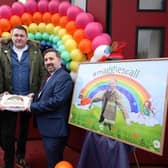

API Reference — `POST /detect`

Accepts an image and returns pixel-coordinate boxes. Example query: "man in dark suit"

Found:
[28,48,73,168]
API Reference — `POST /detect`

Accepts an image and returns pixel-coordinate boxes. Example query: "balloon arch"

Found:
[0,0,112,72]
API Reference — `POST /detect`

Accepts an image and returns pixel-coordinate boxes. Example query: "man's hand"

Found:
[0,104,5,111]
[27,93,34,98]
[24,105,31,112]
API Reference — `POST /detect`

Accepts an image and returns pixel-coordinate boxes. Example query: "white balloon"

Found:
[90,45,111,62]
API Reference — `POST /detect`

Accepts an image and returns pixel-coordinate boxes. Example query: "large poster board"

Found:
[69,58,168,155]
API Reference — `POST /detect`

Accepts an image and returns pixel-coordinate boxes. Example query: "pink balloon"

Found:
[92,34,111,50]
[67,5,82,21]
[48,0,60,13]
[101,33,112,43]
[38,0,48,13]
[0,5,12,19]
[24,1,37,14]
[84,22,103,40]
[76,12,94,29]
[58,1,71,16]
[11,2,25,16]
[26,0,37,2]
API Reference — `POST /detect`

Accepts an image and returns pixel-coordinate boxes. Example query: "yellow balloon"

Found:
[61,34,72,43]
[46,23,54,34]
[70,49,83,62]
[64,39,77,52]
[58,28,67,38]
[38,23,46,33]
[28,23,38,33]
[54,26,61,35]
[69,61,79,72]
[1,32,11,38]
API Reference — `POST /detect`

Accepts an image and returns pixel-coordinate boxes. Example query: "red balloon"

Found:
[0,5,12,19]
[67,5,82,21]
[55,161,73,168]
[75,12,94,29]
[38,0,48,13]
[58,1,71,16]
[11,2,25,16]
[48,0,60,13]
[84,22,103,40]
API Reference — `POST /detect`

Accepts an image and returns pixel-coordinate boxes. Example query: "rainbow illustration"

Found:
[80,74,151,113]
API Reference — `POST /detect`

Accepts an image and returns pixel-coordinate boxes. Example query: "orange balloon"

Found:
[73,29,85,43]
[21,13,33,25]
[59,16,68,27]
[33,12,42,24]
[0,18,11,32]
[55,161,73,168]
[0,28,2,36]
[51,13,61,26]
[78,38,92,54]
[10,15,22,28]
[42,12,52,24]
[65,21,76,35]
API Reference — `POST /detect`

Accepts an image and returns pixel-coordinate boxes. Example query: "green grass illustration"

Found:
[70,104,162,154]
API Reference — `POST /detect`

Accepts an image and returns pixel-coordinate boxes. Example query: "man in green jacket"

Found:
[0,25,45,168]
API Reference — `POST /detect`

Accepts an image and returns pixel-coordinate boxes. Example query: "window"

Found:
[70,0,87,11]
[137,0,166,11]
[136,28,164,58]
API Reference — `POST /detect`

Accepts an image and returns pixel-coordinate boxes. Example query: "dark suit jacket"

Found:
[30,67,73,138]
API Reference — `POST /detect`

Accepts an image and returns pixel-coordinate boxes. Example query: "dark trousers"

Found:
[0,111,17,168]
[16,112,31,159]
[42,136,67,168]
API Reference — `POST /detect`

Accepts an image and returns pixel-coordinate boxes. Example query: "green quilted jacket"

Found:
[0,38,46,94]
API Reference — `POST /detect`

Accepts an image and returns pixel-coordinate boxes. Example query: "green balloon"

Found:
[35,32,42,41]
[42,32,49,41]
[52,36,60,44]
[57,45,65,52]
[49,34,54,42]
[57,40,63,46]
[61,51,71,62]
[28,33,35,40]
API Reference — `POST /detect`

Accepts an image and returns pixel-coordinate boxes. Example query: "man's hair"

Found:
[43,48,61,59]
[11,25,28,35]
